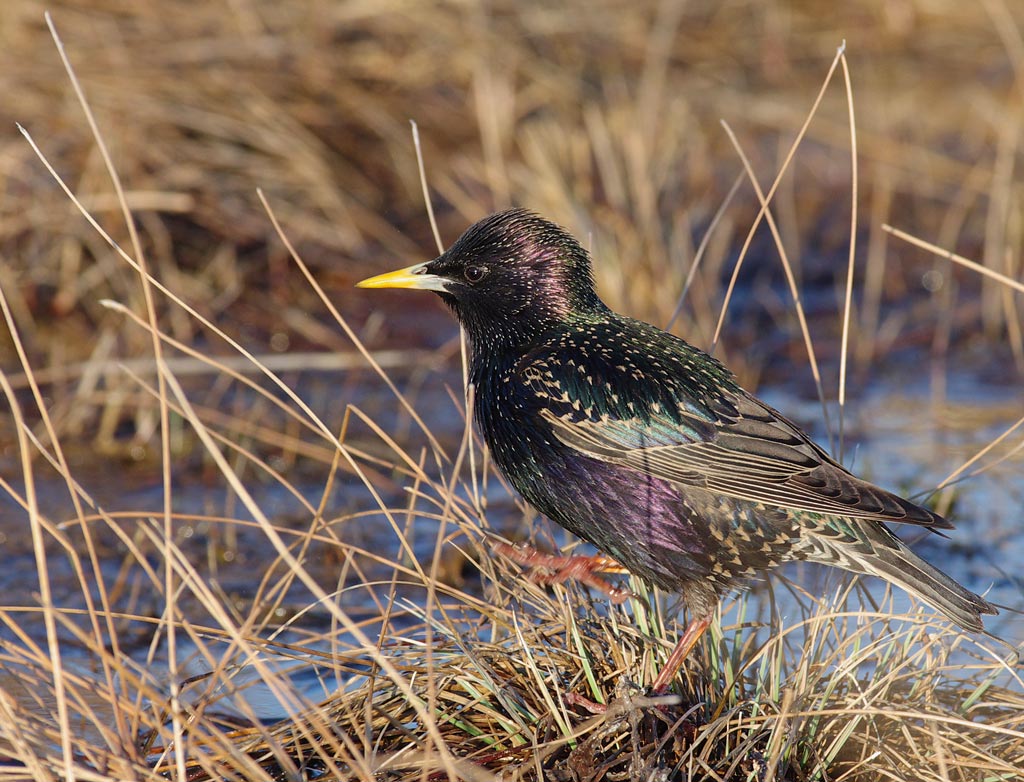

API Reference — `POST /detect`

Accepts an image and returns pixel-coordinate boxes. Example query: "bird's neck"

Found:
[455,309,545,356]
[457,299,611,358]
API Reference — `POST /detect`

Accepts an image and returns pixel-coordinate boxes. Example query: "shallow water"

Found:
[0,350,1021,731]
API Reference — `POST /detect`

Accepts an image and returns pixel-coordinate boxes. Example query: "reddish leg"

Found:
[650,614,712,694]
[563,691,609,714]
[491,541,636,604]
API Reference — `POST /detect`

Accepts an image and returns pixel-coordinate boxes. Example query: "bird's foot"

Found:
[563,691,608,714]
[565,680,681,717]
[490,541,636,604]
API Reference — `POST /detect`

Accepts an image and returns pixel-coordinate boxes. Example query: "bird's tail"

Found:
[806,523,997,632]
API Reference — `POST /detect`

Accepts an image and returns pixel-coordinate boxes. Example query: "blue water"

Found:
[0,366,1020,734]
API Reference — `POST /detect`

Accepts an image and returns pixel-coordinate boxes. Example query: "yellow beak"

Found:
[355,261,448,292]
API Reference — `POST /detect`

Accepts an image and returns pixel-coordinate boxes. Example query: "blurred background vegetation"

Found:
[2,0,1022,455]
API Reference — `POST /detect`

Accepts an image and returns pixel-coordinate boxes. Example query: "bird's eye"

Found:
[463,265,487,283]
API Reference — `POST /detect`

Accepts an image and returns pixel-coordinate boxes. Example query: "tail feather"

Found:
[803,522,997,632]
[861,542,996,632]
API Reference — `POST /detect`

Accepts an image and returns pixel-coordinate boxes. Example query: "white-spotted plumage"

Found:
[359,208,997,638]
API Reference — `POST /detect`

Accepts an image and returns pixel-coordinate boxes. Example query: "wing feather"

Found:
[515,321,949,530]
[531,371,950,530]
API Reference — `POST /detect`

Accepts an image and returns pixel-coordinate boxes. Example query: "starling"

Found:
[357,208,996,691]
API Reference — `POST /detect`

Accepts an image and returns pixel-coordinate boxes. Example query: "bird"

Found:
[357,208,997,692]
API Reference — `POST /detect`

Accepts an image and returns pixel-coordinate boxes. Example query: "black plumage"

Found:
[358,208,996,690]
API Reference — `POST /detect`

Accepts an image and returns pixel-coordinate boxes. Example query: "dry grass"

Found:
[1,1,1023,781]
[2,1,1023,423]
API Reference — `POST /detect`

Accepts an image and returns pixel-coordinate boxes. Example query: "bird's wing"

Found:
[523,350,950,530]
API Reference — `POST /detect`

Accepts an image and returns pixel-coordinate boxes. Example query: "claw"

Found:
[491,541,636,604]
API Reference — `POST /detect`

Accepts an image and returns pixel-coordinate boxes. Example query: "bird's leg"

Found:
[650,614,712,694]
[490,541,636,604]
[563,690,609,714]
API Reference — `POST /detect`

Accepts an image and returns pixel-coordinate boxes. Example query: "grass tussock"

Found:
[0,500,1021,781]
[0,2,1023,782]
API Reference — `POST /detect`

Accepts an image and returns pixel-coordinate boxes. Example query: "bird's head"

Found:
[357,209,606,349]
